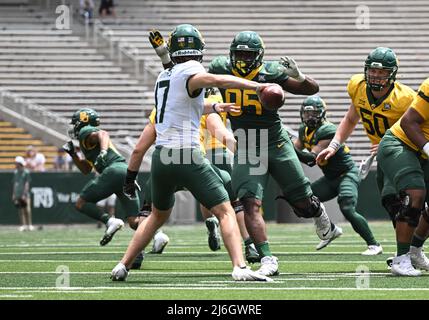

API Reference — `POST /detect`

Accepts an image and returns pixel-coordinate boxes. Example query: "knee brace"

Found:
[231,200,244,214]
[292,195,322,219]
[382,194,401,227]
[396,192,421,227]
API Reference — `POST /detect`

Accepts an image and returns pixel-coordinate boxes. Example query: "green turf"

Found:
[0,221,428,300]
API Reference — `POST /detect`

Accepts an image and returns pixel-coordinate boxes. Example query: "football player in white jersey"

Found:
[111,24,273,282]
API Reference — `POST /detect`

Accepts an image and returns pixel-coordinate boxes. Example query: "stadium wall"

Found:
[0,171,387,225]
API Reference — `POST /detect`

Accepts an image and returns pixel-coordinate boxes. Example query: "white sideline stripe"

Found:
[0,294,33,298]
[0,242,396,247]
[2,286,429,292]
[0,259,391,264]
[0,271,394,276]
[0,251,386,255]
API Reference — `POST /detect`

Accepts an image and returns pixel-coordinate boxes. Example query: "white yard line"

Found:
[0,271,396,276]
[0,259,390,264]
[0,251,390,255]
[1,286,429,291]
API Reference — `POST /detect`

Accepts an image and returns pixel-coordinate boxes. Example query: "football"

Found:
[259,84,285,111]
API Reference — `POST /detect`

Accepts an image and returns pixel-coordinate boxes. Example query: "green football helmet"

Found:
[68,108,100,139]
[167,24,205,63]
[230,31,265,76]
[300,95,327,130]
[364,47,398,91]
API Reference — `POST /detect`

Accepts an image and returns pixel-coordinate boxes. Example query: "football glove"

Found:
[280,56,306,82]
[123,169,141,200]
[149,29,171,65]
[62,140,76,157]
[123,180,141,200]
[94,150,108,170]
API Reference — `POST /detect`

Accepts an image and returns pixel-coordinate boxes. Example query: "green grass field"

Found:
[0,221,428,300]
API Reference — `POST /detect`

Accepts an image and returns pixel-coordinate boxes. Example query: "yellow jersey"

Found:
[149,94,228,155]
[347,74,416,144]
[200,94,228,151]
[390,78,429,152]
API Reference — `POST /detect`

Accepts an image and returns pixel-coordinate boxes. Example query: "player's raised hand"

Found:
[149,29,171,65]
[149,29,165,49]
[280,56,306,82]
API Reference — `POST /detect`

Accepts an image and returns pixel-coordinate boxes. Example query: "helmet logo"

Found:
[237,44,249,49]
[79,111,89,123]
[369,62,383,68]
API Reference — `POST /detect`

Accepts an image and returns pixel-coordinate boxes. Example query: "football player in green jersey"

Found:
[294,96,382,254]
[63,108,169,268]
[207,31,341,276]
[317,47,429,276]
[149,29,340,276]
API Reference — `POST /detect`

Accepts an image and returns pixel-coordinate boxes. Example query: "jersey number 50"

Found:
[359,108,389,138]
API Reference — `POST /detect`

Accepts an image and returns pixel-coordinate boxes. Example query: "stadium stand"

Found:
[1,0,429,168]
[0,118,56,170]
[94,0,429,161]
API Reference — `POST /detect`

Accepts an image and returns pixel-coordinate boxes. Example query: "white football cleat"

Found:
[100,217,124,246]
[18,225,27,232]
[151,230,170,254]
[316,225,343,250]
[391,253,421,276]
[362,244,383,256]
[410,246,429,271]
[232,266,273,282]
[313,203,333,240]
[111,262,128,281]
[257,256,279,276]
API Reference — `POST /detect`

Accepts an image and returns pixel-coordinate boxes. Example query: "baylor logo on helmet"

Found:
[80,111,89,122]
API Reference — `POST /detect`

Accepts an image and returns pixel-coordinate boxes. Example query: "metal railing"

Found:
[93,19,160,80]
[0,89,69,135]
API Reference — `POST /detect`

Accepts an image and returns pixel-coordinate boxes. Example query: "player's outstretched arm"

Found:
[123,123,156,200]
[62,140,92,175]
[128,123,156,172]
[188,72,270,96]
[279,56,319,95]
[316,104,359,164]
[149,29,174,69]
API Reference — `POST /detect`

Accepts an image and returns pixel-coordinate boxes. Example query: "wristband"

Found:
[328,138,341,152]
[212,103,220,115]
[125,169,138,183]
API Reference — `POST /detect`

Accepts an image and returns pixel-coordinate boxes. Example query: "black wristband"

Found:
[212,103,220,115]
[125,169,138,183]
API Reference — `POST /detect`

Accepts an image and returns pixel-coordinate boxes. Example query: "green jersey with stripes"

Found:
[208,56,289,145]
[78,125,125,173]
[298,121,355,179]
